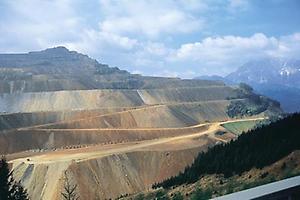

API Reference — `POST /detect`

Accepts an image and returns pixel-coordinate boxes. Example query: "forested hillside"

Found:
[155,113,300,188]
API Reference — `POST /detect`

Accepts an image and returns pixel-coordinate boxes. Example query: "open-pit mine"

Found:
[0,47,281,199]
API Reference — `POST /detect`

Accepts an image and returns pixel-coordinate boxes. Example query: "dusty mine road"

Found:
[4,102,266,200]
[9,117,265,165]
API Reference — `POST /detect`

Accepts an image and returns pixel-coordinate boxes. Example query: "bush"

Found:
[171,192,183,200]
[155,189,170,200]
[190,188,212,200]
[134,193,145,200]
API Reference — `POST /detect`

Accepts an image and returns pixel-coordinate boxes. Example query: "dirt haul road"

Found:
[10,117,265,165]
[8,117,265,200]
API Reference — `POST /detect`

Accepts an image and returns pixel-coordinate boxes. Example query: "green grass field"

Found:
[222,120,266,135]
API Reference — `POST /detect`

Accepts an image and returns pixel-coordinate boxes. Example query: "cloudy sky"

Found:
[0,0,299,78]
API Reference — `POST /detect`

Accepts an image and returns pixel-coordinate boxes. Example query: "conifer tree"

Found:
[61,171,79,200]
[0,156,29,200]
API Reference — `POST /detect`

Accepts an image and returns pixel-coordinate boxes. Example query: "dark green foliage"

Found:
[155,189,170,200]
[155,114,300,188]
[0,157,10,199]
[9,181,29,200]
[190,188,212,200]
[239,175,276,192]
[227,101,250,117]
[61,171,79,200]
[0,157,29,200]
[226,97,277,118]
[134,193,145,200]
[171,192,183,200]
[227,83,281,118]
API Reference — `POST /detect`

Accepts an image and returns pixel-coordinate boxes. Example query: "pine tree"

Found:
[0,156,29,200]
[9,181,29,200]
[0,156,11,199]
[61,171,79,200]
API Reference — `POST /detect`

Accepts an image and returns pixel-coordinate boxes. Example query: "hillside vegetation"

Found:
[226,83,281,118]
[126,150,300,200]
[221,119,267,135]
[155,113,300,188]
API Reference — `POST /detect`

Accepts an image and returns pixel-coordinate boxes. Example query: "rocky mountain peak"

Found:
[227,58,300,85]
[36,46,71,55]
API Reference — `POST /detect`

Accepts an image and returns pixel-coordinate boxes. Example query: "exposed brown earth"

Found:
[0,84,267,200]
[0,99,239,154]
[7,117,263,199]
[0,87,271,200]
[0,86,239,113]
[0,107,137,131]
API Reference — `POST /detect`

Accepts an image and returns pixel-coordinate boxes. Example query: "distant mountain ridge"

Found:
[0,47,227,93]
[195,58,300,112]
[0,46,126,74]
[227,58,300,88]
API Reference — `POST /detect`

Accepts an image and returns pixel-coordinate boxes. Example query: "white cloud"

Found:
[0,0,83,52]
[69,29,138,51]
[0,0,299,78]
[98,0,204,38]
[167,33,300,76]
[228,0,250,11]
[171,33,278,61]
[269,33,300,58]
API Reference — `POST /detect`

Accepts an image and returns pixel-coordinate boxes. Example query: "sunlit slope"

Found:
[12,148,202,200]
[0,124,209,154]
[0,89,144,112]
[137,86,238,104]
[33,100,232,130]
[10,127,219,200]
[167,100,234,123]
[0,86,238,113]
[0,99,238,154]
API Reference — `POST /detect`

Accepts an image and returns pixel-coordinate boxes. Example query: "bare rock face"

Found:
[0,47,225,93]
[0,47,128,93]
[0,46,101,72]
